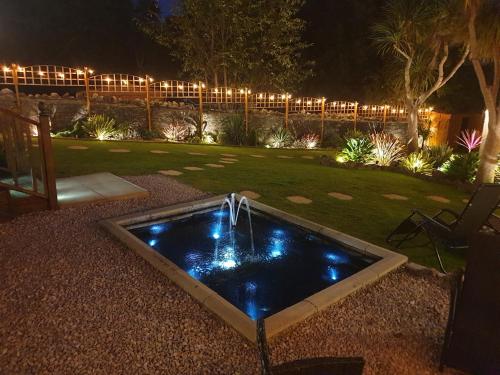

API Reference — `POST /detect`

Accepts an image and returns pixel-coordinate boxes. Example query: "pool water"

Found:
[128,208,379,320]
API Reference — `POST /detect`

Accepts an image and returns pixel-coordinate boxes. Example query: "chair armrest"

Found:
[412,210,453,232]
[433,209,460,225]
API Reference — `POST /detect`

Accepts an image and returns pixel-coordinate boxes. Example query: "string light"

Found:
[162,82,169,88]
[2,66,11,73]
[296,99,301,104]
[226,89,232,96]
[240,89,244,94]
[201,83,206,88]
[391,109,396,114]
[214,88,218,93]
[121,79,128,85]
[270,95,275,100]
[258,93,263,99]
[178,84,184,90]
[307,100,312,105]
[76,69,84,75]
[363,105,368,110]
[340,103,346,108]
[38,71,45,76]
[149,77,154,83]
[17,66,25,72]
[399,109,404,114]
[281,94,286,100]
[248,89,251,94]
[58,73,65,79]
[105,76,112,83]
[193,83,198,89]
[138,78,144,83]
[88,69,94,74]
[316,99,322,103]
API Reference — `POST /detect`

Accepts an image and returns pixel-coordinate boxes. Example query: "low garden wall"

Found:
[0,88,409,145]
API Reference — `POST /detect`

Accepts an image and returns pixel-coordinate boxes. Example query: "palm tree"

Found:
[373,0,470,152]
[465,0,500,183]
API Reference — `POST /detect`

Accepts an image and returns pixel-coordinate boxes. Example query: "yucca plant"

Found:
[424,144,453,167]
[401,152,434,175]
[293,134,320,149]
[338,137,374,163]
[268,128,293,148]
[82,114,118,141]
[368,132,405,166]
[456,129,482,153]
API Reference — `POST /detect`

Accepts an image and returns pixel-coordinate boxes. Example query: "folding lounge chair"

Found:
[386,183,500,273]
[257,319,365,375]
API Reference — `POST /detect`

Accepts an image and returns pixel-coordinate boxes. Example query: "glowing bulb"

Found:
[296,99,301,104]
[428,107,434,111]
[212,232,220,239]
[88,69,94,74]
[2,66,11,73]
[201,83,206,88]
[138,78,144,83]
[193,83,198,89]
[333,102,337,106]
[38,71,45,76]
[121,79,128,85]
[162,82,169,88]
[227,89,232,96]
[214,88,218,93]
[149,77,154,82]
[248,90,251,94]
[363,105,368,110]
[270,95,275,100]
[105,77,111,83]
[316,99,322,103]
[258,93,263,99]
[148,239,158,247]
[178,84,184,89]
[58,73,65,79]
[307,100,312,105]
[240,89,244,94]
[372,106,377,110]
[76,69,83,75]
[281,94,286,100]
[17,66,24,72]
[399,109,404,114]
[391,109,396,114]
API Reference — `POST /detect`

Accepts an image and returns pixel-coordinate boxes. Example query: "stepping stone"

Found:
[462,198,469,203]
[221,153,237,157]
[219,160,235,164]
[68,145,88,150]
[184,166,204,171]
[150,150,169,154]
[188,152,207,156]
[109,148,130,153]
[382,194,408,201]
[427,195,450,204]
[220,158,238,162]
[240,190,261,199]
[328,192,353,201]
[205,163,225,168]
[158,170,183,176]
[301,155,314,159]
[287,195,312,204]
[250,154,265,158]
[277,155,294,159]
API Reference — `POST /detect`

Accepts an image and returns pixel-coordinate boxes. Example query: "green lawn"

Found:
[53,138,470,271]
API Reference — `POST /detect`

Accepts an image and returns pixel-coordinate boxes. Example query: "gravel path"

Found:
[0,175,461,374]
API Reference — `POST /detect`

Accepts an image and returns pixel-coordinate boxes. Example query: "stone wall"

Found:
[0,88,409,144]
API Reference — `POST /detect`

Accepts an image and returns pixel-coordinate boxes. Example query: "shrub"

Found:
[424,144,453,168]
[161,122,190,142]
[267,128,293,148]
[338,137,374,163]
[439,152,479,182]
[138,128,162,140]
[82,115,118,141]
[220,114,246,145]
[401,152,434,175]
[343,129,367,141]
[368,132,405,166]
[321,132,344,148]
[292,134,320,149]
[55,121,88,138]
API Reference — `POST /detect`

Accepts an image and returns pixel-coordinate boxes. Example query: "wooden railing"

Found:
[0,104,57,210]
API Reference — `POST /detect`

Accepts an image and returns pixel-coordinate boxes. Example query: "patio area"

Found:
[0,175,460,374]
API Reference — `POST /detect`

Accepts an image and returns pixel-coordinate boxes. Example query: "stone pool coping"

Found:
[100,195,407,343]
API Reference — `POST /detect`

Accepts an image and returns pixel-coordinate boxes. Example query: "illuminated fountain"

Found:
[213,193,256,268]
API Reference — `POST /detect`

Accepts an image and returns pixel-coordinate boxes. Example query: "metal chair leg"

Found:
[426,231,446,273]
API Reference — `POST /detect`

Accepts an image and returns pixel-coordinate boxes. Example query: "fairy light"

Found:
[138,77,144,83]
[76,69,84,75]
[214,88,218,93]
[38,71,45,76]
[105,76,112,83]
[149,77,154,83]
[17,66,24,72]
[201,83,206,88]
[340,103,346,108]
[391,109,396,114]
[2,66,11,73]
[270,95,275,100]
[240,89,244,94]
[121,79,128,85]
[296,99,301,104]
[58,73,65,79]
[162,82,169,88]
[363,105,368,110]
[287,94,291,99]
[399,109,404,114]
[178,84,184,90]
[316,99,322,103]
[428,107,434,111]
[248,89,251,94]
[307,100,312,106]
[227,89,232,96]
[258,93,263,99]
[193,83,198,89]
[88,69,94,74]
[281,94,286,100]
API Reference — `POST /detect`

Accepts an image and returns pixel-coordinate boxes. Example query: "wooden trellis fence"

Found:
[0,63,432,142]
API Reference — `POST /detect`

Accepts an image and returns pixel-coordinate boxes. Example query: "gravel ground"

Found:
[0,175,463,374]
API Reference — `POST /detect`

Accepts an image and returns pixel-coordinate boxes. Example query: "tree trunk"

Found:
[476,106,499,183]
[407,103,419,152]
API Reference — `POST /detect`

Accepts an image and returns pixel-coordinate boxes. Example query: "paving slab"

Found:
[277,155,294,159]
[220,158,238,162]
[150,150,169,154]
[158,170,183,176]
[219,160,235,164]
[67,146,89,150]
[205,164,225,168]
[286,195,312,204]
[220,153,237,157]
[240,190,261,199]
[382,194,408,201]
[301,155,314,159]
[427,195,450,204]
[328,192,353,201]
[56,172,148,207]
[183,166,204,171]
[109,148,131,153]
[188,152,207,156]
[249,154,265,158]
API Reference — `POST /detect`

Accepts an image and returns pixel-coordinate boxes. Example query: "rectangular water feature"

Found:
[102,195,407,341]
